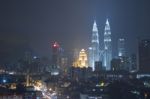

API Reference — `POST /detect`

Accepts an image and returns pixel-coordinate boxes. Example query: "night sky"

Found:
[0,0,150,61]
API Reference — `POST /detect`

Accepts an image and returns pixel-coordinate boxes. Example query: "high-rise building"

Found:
[73,49,88,68]
[117,38,128,71]
[118,38,126,57]
[111,58,121,71]
[60,57,68,75]
[120,56,130,71]
[138,39,150,72]
[51,42,60,70]
[103,19,112,70]
[88,21,100,71]
[78,49,88,68]
[129,54,137,72]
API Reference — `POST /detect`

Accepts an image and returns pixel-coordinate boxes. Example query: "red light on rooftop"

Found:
[53,44,57,47]
[52,42,59,48]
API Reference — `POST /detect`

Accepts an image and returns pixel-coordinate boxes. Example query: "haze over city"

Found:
[1,0,150,59]
[0,0,150,99]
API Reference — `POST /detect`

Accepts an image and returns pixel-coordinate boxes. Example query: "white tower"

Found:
[103,19,112,70]
[89,20,100,71]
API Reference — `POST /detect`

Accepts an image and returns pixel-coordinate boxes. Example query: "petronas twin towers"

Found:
[88,19,112,71]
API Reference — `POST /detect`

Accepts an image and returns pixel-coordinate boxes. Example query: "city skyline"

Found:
[0,1,150,99]
[0,0,150,60]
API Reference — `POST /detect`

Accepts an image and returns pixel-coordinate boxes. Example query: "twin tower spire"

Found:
[89,19,112,71]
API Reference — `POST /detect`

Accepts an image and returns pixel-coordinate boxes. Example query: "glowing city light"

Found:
[53,42,59,48]
[3,79,7,83]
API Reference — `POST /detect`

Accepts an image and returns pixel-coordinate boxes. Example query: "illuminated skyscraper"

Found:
[51,42,60,70]
[118,38,126,57]
[89,20,100,71]
[117,38,128,71]
[103,19,112,70]
[78,49,88,68]
[73,49,88,68]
